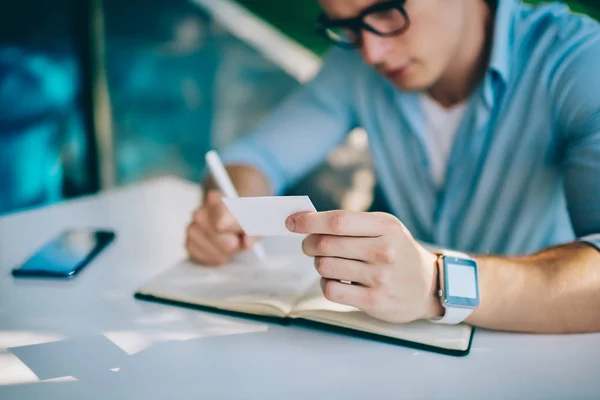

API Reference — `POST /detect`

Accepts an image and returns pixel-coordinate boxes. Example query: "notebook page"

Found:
[137,251,319,317]
[290,281,472,351]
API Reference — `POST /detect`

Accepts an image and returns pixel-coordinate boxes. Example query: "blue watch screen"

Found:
[443,257,480,307]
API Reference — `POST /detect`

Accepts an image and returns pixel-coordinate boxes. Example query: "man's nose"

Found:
[361,30,393,66]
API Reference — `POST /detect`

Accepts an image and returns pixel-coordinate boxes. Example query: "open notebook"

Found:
[135,237,474,356]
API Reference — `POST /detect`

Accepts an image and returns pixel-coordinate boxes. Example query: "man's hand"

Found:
[186,190,256,266]
[286,210,442,323]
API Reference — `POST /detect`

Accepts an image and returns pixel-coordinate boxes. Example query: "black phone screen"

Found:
[12,229,116,278]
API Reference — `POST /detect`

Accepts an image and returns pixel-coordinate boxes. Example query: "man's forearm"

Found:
[467,242,600,333]
[204,164,271,198]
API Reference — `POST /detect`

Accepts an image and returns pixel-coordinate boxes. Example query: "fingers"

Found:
[187,203,244,263]
[286,210,401,237]
[212,233,243,254]
[186,190,251,265]
[302,235,397,265]
[187,240,224,266]
[202,189,259,250]
[241,234,259,249]
[186,223,229,265]
[320,278,372,310]
[201,190,243,234]
[314,257,372,287]
[204,189,223,206]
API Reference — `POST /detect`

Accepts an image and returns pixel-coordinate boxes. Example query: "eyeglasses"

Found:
[316,0,410,49]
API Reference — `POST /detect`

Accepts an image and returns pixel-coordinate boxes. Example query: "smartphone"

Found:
[11,229,116,278]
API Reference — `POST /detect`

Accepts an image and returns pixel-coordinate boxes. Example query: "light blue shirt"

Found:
[221,0,600,256]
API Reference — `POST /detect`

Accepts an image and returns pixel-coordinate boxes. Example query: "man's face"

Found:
[319,0,467,91]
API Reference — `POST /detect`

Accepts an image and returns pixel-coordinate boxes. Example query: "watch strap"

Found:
[436,249,470,258]
[429,305,475,325]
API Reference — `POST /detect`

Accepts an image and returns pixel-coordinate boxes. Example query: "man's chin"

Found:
[391,77,432,92]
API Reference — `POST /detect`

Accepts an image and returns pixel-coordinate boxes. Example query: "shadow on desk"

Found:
[2,328,444,399]
[2,325,600,400]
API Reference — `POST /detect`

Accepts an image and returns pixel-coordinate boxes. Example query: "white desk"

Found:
[1,176,599,399]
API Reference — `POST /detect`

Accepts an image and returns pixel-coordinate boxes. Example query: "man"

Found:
[186,0,600,334]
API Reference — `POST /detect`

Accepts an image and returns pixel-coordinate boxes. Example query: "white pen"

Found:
[205,150,268,261]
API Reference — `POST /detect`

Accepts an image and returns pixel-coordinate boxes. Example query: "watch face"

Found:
[443,257,480,308]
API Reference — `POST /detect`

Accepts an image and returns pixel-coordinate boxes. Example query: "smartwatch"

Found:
[429,250,480,325]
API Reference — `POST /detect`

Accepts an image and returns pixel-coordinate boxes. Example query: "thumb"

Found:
[241,234,260,249]
[209,199,242,233]
[205,189,223,205]
[214,210,241,233]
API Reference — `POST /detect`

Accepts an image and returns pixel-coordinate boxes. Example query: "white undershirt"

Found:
[420,95,467,187]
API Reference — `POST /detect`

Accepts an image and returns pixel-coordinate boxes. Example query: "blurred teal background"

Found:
[0,0,598,215]
[0,1,88,214]
[103,0,300,186]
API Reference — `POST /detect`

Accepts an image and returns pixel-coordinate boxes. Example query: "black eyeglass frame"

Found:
[316,0,411,49]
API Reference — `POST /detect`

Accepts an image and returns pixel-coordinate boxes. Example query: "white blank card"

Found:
[222,196,316,236]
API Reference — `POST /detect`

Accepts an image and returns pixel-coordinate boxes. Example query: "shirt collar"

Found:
[483,0,517,107]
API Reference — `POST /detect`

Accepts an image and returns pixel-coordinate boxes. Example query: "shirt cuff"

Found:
[577,234,600,252]
[219,137,289,195]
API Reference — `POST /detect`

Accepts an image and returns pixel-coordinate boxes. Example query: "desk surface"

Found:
[1,176,599,400]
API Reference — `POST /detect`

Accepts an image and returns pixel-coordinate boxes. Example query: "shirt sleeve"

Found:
[219,48,360,195]
[552,30,600,251]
